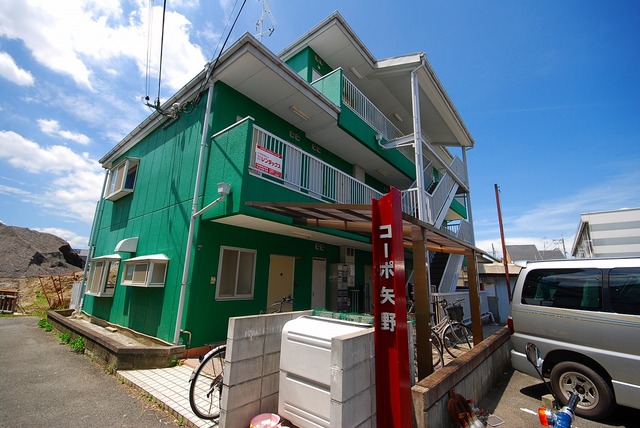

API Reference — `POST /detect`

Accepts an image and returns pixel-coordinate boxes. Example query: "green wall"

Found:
[286,46,334,82]
[84,72,402,346]
[184,222,345,345]
[84,97,210,341]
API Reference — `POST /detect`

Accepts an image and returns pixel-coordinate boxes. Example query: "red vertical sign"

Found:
[371,187,412,427]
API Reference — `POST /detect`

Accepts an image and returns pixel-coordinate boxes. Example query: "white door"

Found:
[311,258,327,309]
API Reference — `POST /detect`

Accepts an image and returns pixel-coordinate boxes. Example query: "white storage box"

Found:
[278,316,369,427]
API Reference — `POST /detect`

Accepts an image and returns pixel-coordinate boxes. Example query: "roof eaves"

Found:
[278,11,377,67]
[101,32,338,168]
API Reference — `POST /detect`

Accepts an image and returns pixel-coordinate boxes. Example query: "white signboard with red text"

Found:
[255,145,283,178]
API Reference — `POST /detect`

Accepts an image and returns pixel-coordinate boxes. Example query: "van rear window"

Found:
[521,268,602,311]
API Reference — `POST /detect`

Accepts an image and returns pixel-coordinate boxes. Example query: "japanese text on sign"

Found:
[255,145,283,178]
[378,224,396,332]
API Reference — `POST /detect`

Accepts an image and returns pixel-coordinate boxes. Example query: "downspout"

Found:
[75,170,109,315]
[173,82,215,345]
[462,147,476,244]
[411,58,428,223]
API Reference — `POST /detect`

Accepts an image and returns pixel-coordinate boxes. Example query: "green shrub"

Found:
[69,336,85,354]
[37,318,53,331]
[59,331,71,344]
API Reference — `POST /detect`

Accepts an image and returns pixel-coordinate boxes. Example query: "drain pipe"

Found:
[411,57,428,224]
[173,82,215,345]
[75,169,109,315]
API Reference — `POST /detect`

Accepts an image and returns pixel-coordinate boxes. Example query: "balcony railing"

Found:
[250,124,468,232]
[342,75,403,142]
[250,125,384,204]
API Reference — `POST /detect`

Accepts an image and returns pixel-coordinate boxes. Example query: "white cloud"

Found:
[37,119,91,145]
[0,0,207,92]
[34,226,89,249]
[0,130,103,224]
[0,130,97,173]
[473,165,640,258]
[0,183,31,196]
[0,1,94,88]
[0,51,34,86]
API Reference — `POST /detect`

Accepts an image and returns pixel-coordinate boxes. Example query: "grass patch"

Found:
[59,331,71,344]
[69,336,85,354]
[30,290,51,319]
[37,317,53,332]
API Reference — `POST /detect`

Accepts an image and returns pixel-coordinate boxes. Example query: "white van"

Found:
[508,257,640,420]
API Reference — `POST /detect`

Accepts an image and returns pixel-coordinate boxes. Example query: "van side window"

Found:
[521,268,602,310]
[610,268,640,315]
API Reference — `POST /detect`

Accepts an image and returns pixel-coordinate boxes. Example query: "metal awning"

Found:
[247,199,491,377]
[246,201,488,256]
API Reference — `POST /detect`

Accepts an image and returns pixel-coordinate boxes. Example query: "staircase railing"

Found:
[438,220,473,293]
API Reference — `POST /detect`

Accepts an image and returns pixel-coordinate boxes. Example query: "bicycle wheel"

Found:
[189,345,226,420]
[442,323,473,358]
[431,331,444,368]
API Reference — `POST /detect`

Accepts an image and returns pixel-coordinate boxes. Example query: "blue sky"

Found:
[1,1,639,257]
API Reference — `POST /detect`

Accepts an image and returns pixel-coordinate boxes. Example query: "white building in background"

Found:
[571,208,640,258]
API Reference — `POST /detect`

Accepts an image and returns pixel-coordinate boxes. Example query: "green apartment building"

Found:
[81,13,476,348]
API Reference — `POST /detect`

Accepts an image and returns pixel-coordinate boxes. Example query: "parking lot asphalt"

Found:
[479,367,640,428]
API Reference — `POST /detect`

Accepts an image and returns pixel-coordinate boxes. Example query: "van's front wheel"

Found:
[550,361,615,420]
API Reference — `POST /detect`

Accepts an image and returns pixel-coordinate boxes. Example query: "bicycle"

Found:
[407,299,445,376]
[188,295,295,420]
[431,298,474,359]
[261,295,294,314]
[188,344,226,420]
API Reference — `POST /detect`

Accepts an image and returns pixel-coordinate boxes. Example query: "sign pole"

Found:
[372,187,413,426]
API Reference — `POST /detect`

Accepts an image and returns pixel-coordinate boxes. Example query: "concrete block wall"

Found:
[330,328,376,427]
[411,326,512,427]
[220,310,312,428]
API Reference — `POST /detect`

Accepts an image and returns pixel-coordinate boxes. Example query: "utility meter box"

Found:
[278,316,371,427]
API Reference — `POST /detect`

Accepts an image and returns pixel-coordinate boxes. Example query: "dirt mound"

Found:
[0,223,84,277]
[0,223,84,313]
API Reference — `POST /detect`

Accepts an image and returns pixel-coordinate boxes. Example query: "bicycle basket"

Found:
[447,305,464,322]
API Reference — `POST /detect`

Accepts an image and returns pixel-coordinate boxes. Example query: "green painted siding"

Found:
[84,79,381,345]
[311,68,342,106]
[202,82,357,218]
[185,222,346,345]
[84,99,210,342]
[285,47,333,82]
[85,72,414,347]
[338,102,415,181]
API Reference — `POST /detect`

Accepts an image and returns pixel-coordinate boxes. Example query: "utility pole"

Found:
[495,184,512,302]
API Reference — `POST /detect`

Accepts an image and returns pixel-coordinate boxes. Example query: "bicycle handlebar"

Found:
[435,298,464,307]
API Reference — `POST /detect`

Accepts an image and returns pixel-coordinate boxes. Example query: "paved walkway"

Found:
[119,362,217,428]
[117,323,507,428]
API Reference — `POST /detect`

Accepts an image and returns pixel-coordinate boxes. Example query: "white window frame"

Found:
[85,254,121,297]
[121,254,168,288]
[216,246,256,300]
[105,158,139,201]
